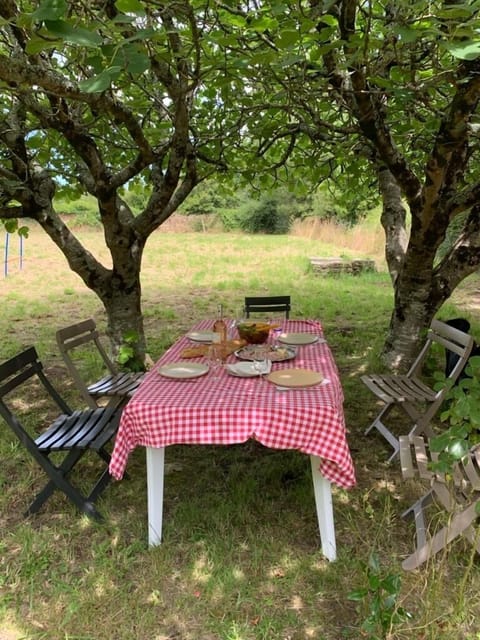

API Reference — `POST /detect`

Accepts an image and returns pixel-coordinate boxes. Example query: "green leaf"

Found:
[248,15,278,33]
[367,551,380,573]
[125,50,150,75]
[31,0,67,21]
[115,0,146,13]
[79,67,121,93]
[3,219,19,233]
[347,588,368,601]
[393,26,420,44]
[444,41,480,61]
[276,29,299,49]
[25,35,62,55]
[447,439,469,460]
[319,15,337,27]
[44,20,103,47]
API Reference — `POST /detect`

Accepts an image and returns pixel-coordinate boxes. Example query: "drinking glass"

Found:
[230,308,245,340]
[269,317,283,349]
[207,344,223,378]
[253,345,269,380]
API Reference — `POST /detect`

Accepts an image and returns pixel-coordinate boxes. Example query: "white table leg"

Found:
[146,446,165,546]
[310,455,336,561]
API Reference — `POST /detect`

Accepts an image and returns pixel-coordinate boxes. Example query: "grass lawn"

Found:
[1,221,480,640]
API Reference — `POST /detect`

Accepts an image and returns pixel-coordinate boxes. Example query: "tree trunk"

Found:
[377,165,408,285]
[383,263,439,372]
[34,196,147,369]
[102,282,146,372]
[379,204,480,371]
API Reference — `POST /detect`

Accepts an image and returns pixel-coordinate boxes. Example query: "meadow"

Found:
[1,217,479,640]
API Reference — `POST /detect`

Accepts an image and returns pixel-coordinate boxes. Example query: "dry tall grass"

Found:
[291,218,386,263]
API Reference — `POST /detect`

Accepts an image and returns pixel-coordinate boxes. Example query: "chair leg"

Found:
[402,489,434,552]
[364,403,400,460]
[26,476,104,521]
[26,449,104,521]
[87,468,112,503]
[364,403,392,435]
[26,448,84,515]
[402,500,480,570]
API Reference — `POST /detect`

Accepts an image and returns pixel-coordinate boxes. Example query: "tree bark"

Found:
[377,165,408,285]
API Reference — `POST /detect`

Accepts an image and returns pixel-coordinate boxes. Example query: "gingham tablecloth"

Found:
[109,319,356,489]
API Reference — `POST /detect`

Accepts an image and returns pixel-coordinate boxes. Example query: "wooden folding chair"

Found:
[0,347,122,520]
[399,435,480,570]
[244,295,291,319]
[362,319,474,460]
[56,319,144,409]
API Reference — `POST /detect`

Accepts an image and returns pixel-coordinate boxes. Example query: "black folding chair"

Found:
[244,295,291,319]
[56,319,144,409]
[0,347,122,520]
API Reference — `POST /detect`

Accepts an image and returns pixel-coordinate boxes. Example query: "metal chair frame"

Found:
[362,319,474,461]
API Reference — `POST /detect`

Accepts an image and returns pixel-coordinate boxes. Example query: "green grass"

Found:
[1,222,480,639]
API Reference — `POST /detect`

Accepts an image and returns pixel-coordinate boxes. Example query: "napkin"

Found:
[226,361,272,377]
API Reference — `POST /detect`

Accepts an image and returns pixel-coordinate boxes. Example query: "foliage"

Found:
[3,0,480,370]
[116,329,146,373]
[1,218,29,237]
[237,193,291,234]
[430,356,480,474]
[177,181,239,217]
[348,552,411,639]
[2,226,480,639]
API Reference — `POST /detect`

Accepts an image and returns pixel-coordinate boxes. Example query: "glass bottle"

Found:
[213,304,227,343]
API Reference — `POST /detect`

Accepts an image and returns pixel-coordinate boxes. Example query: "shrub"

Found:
[238,195,291,234]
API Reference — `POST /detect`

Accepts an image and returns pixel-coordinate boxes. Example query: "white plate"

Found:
[187,331,219,343]
[158,362,209,379]
[235,345,296,362]
[226,361,272,378]
[278,333,319,345]
[267,368,323,388]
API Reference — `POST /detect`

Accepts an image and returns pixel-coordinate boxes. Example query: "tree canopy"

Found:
[2,0,480,368]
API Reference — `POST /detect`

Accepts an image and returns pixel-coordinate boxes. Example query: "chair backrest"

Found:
[431,319,474,381]
[244,295,291,319]
[0,347,72,454]
[411,319,474,386]
[56,319,116,408]
[444,317,480,380]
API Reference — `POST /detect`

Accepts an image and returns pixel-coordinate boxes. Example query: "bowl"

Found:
[237,321,270,344]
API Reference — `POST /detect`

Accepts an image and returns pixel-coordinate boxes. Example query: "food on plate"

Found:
[235,344,296,362]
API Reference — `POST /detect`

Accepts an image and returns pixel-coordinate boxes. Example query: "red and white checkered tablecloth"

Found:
[109,319,356,489]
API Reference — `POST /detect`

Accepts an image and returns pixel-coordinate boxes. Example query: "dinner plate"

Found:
[187,331,219,343]
[277,332,319,345]
[158,362,209,379]
[267,368,323,388]
[225,361,272,377]
[234,345,296,362]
